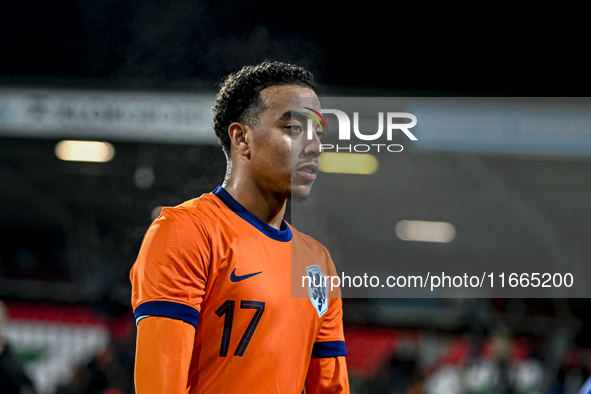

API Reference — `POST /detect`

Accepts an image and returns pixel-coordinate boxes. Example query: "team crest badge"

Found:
[306,265,328,317]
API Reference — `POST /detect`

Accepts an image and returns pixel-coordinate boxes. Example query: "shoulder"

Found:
[290,227,343,299]
[140,193,226,250]
[132,196,217,282]
[152,192,225,231]
[290,226,331,256]
[170,192,246,231]
[290,226,337,276]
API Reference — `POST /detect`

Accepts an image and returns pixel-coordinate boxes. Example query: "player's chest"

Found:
[204,236,292,304]
[199,236,323,325]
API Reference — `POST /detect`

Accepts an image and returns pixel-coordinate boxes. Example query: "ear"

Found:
[227,122,250,157]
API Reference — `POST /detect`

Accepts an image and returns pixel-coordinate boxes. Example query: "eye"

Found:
[287,124,303,134]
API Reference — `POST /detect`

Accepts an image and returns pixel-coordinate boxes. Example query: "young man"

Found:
[130,61,349,393]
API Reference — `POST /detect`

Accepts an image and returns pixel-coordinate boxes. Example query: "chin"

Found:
[288,186,312,204]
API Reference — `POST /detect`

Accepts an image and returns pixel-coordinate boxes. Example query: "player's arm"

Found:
[305,356,349,394]
[130,208,210,394]
[305,297,350,394]
[135,316,195,394]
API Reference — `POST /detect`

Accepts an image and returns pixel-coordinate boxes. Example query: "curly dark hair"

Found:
[212,61,317,155]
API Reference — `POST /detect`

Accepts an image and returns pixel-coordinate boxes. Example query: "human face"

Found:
[246,85,322,202]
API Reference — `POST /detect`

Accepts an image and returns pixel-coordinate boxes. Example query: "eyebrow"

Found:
[279,110,309,122]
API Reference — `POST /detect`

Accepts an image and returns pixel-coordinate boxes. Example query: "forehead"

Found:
[258,85,320,116]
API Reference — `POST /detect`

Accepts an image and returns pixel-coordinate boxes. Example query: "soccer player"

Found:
[130,61,349,393]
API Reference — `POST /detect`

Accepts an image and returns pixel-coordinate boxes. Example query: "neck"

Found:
[222,171,287,230]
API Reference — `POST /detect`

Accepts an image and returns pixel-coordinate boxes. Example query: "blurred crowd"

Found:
[3,299,591,394]
[350,329,591,394]
[0,301,36,394]
[52,340,134,394]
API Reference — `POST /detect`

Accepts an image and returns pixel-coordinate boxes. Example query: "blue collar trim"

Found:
[213,186,292,242]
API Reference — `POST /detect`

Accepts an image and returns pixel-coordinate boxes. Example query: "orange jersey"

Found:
[130,186,347,393]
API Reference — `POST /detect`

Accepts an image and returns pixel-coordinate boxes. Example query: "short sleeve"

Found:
[309,245,346,358]
[311,296,347,358]
[312,251,347,358]
[130,207,211,328]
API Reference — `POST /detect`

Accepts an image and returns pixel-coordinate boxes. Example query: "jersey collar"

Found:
[213,186,292,242]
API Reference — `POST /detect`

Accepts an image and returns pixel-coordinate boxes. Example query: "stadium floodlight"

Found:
[55,140,115,163]
[318,152,379,175]
[395,220,456,243]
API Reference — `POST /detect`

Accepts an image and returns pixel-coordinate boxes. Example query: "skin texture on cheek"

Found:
[250,126,293,197]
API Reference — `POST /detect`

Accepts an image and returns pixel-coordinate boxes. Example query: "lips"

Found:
[296,162,318,181]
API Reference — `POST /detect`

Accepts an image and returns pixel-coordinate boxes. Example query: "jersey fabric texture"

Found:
[130,186,346,393]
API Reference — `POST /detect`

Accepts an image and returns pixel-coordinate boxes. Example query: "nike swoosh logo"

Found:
[230,268,263,283]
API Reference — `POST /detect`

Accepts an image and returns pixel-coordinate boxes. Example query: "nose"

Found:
[304,129,322,158]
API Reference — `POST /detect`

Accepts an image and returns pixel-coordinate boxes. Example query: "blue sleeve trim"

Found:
[134,301,199,328]
[311,341,347,358]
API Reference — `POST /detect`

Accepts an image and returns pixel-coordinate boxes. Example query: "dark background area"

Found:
[0,0,587,95]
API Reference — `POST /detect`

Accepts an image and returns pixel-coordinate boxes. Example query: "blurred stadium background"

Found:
[1,1,590,393]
